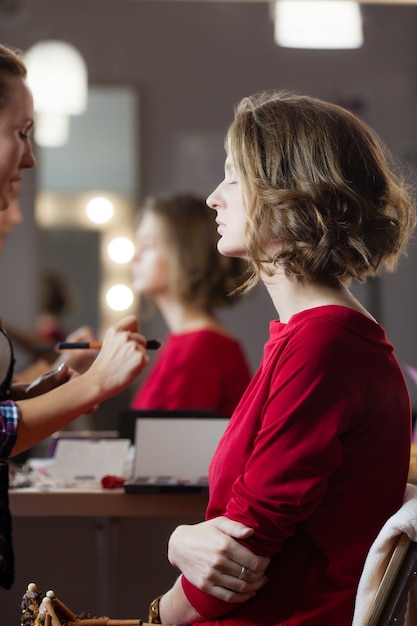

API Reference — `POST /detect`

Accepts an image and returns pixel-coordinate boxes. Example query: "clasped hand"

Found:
[168,516,270,603]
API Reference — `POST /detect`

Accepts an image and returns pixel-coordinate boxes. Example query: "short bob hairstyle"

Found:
[226,90,416,288]
[137,193,247,312]
[0,43,26,110]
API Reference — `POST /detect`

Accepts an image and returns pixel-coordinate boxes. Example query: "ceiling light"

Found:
[274,0,364,49]
[24,40,88,146]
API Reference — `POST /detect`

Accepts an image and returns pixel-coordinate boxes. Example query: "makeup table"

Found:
[9,487,208,517]
[3,487,208,623]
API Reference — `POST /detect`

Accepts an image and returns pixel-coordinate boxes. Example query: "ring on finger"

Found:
[239,565,247,580]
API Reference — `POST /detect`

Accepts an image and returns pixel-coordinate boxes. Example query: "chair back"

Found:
[354,484,417,626]
[363,533,417,626]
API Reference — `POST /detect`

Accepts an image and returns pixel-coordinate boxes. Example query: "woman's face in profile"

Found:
[207,155,248,260]
[0,76,35,211]
[131,211,173,297]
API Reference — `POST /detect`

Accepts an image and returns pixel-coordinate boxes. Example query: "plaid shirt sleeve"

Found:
[0,401,19,461]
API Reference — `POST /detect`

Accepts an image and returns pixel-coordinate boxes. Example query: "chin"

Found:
[217,240,245,259]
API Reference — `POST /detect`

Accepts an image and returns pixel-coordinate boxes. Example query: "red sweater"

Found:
[131,329,251,417]
[182,306,411,625]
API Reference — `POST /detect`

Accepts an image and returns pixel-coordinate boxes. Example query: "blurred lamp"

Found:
[107,237,135,264]
[274,0,363,49]
[106,284,134,312]
[86,197,114,225]
[24,40,88,146]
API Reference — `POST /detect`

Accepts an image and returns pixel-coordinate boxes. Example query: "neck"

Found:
[154,294,225,334]
[262,270,375,324]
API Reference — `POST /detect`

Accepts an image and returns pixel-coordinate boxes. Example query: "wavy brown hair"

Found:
[138,193,248,312]
[226,90,416,289]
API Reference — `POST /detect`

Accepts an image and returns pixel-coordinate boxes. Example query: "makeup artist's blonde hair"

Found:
[0,43,26,109]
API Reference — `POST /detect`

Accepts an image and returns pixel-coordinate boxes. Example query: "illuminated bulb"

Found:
[25,40,88,147]
[25,40,87,114]
[107,237,135,264]
[106,284,134,311]
[86,197,114,224]
[274,0,363,49]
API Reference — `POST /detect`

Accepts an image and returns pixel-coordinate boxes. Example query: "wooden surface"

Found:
[9,488,208,517]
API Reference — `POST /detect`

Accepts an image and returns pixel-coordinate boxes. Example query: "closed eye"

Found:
[19,121,33,140]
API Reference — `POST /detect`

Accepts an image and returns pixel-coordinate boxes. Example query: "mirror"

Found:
[35,85,139,337]
[27,85,140,429]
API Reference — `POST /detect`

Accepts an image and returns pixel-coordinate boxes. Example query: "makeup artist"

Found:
[0,42,150,590]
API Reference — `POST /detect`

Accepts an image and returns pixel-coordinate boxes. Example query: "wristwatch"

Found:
[148,595,162,624]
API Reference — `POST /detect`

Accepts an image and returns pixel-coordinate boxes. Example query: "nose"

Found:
[21,141,36,171]
[206,183,222,210]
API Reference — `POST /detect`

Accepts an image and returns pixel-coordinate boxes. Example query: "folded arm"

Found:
[157,516,270,625]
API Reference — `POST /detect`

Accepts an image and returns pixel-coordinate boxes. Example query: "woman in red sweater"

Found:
[131,193,251,416]
[146,91,416,625]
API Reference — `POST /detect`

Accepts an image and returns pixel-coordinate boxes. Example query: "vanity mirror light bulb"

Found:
[107,237,135,264]
[105,284,134,312]
[86,197,114,224]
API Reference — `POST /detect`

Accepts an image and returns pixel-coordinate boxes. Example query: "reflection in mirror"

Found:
[35,85,139,337]
[31,85,140,432]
